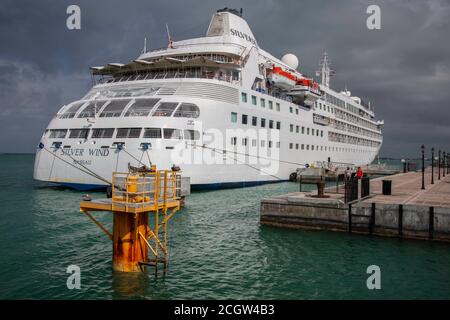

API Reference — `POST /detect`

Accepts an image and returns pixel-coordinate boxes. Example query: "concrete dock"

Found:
[260,169,450,242]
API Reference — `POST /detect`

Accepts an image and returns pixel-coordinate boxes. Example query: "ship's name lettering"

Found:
[88,148,110,157]
[230,28,257,46]
[61,148,109,157]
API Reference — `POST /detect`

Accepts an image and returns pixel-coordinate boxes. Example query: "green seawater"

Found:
[0,154,449,299]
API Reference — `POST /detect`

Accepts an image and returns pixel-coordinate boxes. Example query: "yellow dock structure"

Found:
[80,170,182,272]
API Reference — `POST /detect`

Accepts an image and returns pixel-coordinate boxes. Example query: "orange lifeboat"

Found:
[267,66,296,90]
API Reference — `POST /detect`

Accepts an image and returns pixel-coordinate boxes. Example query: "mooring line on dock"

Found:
[189,142,308,167]
[204,144,286,181]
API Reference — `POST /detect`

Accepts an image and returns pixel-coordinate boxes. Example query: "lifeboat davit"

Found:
[267,66,296,90]
[288,78,322,106]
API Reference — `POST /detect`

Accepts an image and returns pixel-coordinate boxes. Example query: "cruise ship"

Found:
[33,8,384,190]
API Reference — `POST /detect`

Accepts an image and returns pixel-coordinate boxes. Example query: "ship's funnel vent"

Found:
[207,8,257,47]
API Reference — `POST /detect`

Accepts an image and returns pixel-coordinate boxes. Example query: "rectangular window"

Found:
[296,126,299,133]
[306,144,310,150]
[312,145,315,151]
[289,143,293,149]
[60,102,85,119]
[241,92,247,103]
[78,101,107,118]
[276,121,281,130]
[261,140,265,147]
[290,124,294,132]
[269,101,273,110]
[269,120,274,129]
[49,129,67,139]
[143,128,162,139]
[163,128,182,140]
[251,95,257,105]
[231,137,237,145]
[301,144,304,150]
[289,107,293,113]
[125,99,160,117]
[307,128,310,135]
[260,98,265,108]
[242,138,248,146]
[316,130,319,137]
[252,116,257,126]
[276,103,280,111]
[302,126,305,134]
[295,109,299,115]
[312,128,315,136]
[321,130,323,137]
[152,102,178,117]
[261,118,266,128]
[268,141,272,148]
[252,139,257,147]
[242,114,248,124]
[231,112,238,123]
[116,128,142,139]
[92,128,114,139]
[296,143,299,150]
[69,129,89,139]
[99,100,130,118]
[173,103,200,118]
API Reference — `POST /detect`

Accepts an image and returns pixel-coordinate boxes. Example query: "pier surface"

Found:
[367,170,450,207]
[261,170,450,242]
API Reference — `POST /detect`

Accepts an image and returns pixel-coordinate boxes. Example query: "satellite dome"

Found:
[281,53,299,70]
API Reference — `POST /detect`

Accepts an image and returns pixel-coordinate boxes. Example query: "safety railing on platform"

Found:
[111,170,182,212]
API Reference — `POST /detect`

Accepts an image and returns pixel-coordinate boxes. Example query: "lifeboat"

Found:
[288,78,322,106]
[267,66,296,90]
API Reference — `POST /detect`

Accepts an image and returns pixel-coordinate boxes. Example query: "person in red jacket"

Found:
[356,166,363,179]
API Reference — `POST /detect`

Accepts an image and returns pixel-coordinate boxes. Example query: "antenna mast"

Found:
[166,24,174,48]
[316,52,335,87]
[141,37,147,54]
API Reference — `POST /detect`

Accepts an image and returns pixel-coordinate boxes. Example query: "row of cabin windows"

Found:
[48,128,200,140]
[289,124,324,137]
[315,101,334,114]
[230,137,281,149]
[60,99,200,119]
[241,92,281,111]
[288,144,370,153]
[231,112,281,129]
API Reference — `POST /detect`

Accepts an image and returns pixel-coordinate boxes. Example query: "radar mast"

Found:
[316,52,335,87]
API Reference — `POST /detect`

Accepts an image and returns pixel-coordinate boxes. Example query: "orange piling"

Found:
[79,169,182,272]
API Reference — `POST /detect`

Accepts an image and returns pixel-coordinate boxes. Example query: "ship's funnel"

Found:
[207,8,257,47]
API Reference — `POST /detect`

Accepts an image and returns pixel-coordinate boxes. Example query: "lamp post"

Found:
[431,148,434,184]
[447,154,450,174]
[444,152,446,178]
[421,145,425,190]
[438,150,441,180]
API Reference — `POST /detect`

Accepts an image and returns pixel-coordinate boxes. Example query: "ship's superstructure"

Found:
[34,8,383,190]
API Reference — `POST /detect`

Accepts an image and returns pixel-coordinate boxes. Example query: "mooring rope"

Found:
[42,147,112,185]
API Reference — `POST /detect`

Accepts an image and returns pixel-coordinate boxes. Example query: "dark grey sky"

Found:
[1,0,449,157]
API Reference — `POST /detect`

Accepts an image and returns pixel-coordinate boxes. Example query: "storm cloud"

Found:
[0,0,449,157]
